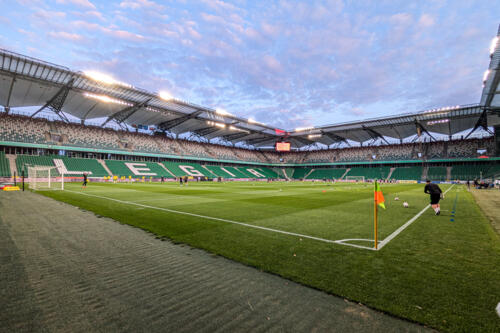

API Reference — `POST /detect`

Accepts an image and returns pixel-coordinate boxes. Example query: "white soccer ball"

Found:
[403,202,409,208]
[394,197,399,201]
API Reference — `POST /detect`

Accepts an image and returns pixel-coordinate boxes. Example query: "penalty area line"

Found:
[65,190,371,250]
[377,184,455,250]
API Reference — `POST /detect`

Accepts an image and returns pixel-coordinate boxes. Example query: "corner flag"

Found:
[374,181,385,209]
[374,180,385,249]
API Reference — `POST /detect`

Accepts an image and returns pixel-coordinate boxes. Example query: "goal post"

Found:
[27,166,64,190]
[345,176,365,182]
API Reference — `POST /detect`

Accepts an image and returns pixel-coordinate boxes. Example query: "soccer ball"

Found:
[403,201,409,208]
[394,197,399,201]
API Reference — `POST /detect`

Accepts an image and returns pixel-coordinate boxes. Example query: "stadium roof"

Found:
[0,24,499,149]
[0,48,283,148]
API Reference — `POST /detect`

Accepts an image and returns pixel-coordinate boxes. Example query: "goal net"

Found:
[345,176,365,182]
[27,166,64,190]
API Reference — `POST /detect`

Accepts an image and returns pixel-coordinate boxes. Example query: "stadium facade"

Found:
[0,26,499,183]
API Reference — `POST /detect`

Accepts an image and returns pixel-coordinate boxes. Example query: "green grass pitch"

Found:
[40,181,500,332]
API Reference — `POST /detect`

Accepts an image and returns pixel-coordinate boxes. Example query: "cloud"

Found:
[119,0,164,11]
[56,0,96,9]
[418,14,434,28]
[48,31,84,41]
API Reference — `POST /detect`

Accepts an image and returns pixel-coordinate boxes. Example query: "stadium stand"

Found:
[390,166,423,180]
[105,160,172,178]
[306,168,346,179]
[291,168,311,179]
[450,164,487,180]
[0,114,50,144]
[16,155,60,176]
[346,167,391,180]
[0,152,11,177]
[427,166,448,181]
[162,161,211,177]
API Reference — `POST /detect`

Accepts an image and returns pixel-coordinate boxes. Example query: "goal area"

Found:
[27,166,64,190]
[345,176,365,182]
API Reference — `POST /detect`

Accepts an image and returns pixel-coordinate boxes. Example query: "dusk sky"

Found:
[0,0,498,130]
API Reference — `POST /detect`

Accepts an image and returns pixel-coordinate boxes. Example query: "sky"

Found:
[0,0,498,130]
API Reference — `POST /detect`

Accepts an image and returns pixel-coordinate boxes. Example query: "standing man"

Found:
[424,179,443,215]
[466,179,471,191]
[82,172,88,190]
[179,177,183,186]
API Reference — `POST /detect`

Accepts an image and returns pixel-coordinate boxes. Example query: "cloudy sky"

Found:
[0,0,498,130]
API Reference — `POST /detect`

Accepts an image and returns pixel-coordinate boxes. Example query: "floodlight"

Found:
[159,91,173,101]
[215,108,231,116]
[483,70,490,83]
[490,36,499,55]
[83,92,133,106]
[84,71,132,88]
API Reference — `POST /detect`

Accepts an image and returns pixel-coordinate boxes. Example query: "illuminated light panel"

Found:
[295,126,313,132]
[83,92,133,106]
[215,108,232,116]
[308,134,322,139]
[490,36,499,55]
[159,91,173,100]
[229,126,250,133]
[483,69,490,83]
[84,71,132,88]
[206,121,226,128]
[427,119,449,126]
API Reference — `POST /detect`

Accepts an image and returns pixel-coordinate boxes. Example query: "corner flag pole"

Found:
[374,180,378,249]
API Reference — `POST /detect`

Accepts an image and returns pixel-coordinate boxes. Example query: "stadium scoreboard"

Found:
[275,142,291,152]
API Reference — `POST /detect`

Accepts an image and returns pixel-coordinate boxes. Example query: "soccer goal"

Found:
[345,176,365,182]
[27,166,64,190]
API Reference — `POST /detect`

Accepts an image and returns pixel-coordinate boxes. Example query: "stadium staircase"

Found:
[421,166,428,181]
[201,165,218,177]
[340,168,350,180]
[446,166,452,181]
[97,160,112,176]
[6,154,16,177]
[303,168,315,179]
[158,163,176,178]
[386,167,395,181]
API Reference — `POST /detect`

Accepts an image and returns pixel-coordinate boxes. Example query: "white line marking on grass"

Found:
[66,190,370,249]
[377,184,455,250]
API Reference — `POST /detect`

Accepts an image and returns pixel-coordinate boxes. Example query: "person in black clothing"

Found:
[424,180,442,215]
[82,173,88,189]
[179,177,183,186]
[183,176,188,186]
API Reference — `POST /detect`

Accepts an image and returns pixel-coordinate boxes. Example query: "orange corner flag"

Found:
[374,181,386,209]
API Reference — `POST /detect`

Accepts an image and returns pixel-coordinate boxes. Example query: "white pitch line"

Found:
[65,190,356,247]
[377,184,455,250]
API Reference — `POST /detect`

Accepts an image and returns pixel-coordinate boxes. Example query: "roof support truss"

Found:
[157,110,203,131]
[246,136,273,146]
[362,125,389,145]
[30,77,75,122]
[464,108,493,139]
[221,132,251,142]
[101,98,151,127]
[193,126,220,136]
[415,120,436,142]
